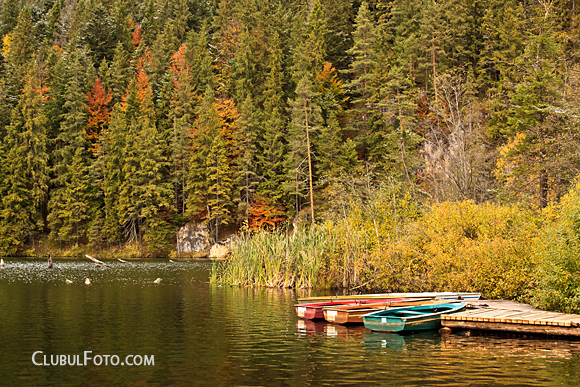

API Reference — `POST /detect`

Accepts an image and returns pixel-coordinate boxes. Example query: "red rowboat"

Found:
[295,298,408,320]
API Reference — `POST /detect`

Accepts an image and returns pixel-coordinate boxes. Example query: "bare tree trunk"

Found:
[540,171,548,208]
[432,41,438,102]
[304,100,315,225]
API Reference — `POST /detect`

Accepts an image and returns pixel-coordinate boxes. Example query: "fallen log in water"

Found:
[85,254,111,267]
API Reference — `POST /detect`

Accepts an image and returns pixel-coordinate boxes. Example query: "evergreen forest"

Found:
[2,0,580,280]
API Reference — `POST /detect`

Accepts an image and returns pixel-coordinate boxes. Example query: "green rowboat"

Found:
[362,303,466,333]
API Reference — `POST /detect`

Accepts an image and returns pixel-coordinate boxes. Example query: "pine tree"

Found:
[285,76,321,220]
[168,44,198,215]
[258,29,288,210]
[0,0,19,37]
[187,85,218,221]
[291,0,327,84]
[118,71,172,246]
[3,8,34,99]
[47,48,90,245]
[498,3,569,207]
[206,134,234,240]
[0,62,49,255]
[344,1,377,161]
[236,95,259,223]
[80,3,117,65]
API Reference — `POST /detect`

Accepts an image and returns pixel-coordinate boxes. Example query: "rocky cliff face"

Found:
[176,223,212,257]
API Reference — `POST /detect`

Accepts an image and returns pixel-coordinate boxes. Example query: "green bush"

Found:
[530,180,580,313]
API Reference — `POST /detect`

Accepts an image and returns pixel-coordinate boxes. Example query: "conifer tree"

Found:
[237,95,259,223]
[0,0,19,38]
[498,4,570,207]
[321,0,353,72]
[185,22,214,94]
[80,3,117,65]
[345,1,378,161]
[168,43,198,214]
[47,48,91,244]
[420,0,448,101]
[0,62,49,254]
[258,30,288,209]
[118,71,172,246]
[108,42,132,105]
[285,76,321,220]
[206,134,234,240]
[3,8,34,99]
[291,0,327,84]
[187,85,218,221]
[100,104,125,246]
[187,86,240,237]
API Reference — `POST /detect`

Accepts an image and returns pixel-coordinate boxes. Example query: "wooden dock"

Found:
[442,301,580,337]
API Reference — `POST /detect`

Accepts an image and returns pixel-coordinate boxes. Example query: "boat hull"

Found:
[362,303,466,333]
[295,298,406,320]
[324,299,451,325]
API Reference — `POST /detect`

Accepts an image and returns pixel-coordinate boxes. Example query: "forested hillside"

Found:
[1,0,579,256]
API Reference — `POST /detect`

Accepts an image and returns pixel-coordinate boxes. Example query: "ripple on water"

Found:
[2,260,580,387]
[0,258,207,285]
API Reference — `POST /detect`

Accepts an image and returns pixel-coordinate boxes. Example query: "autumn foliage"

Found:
[86,78,112,154]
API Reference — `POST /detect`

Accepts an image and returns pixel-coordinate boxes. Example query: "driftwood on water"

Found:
[85,254,111,268]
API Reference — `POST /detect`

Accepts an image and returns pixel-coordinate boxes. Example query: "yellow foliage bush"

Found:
[370,201,539,299]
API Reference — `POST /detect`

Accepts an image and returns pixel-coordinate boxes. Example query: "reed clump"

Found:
[212,228,336,288]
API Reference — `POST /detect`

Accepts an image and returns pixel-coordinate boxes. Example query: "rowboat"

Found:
[298,292,480,304]
[362,303,466,333]
[323,299,451,325]
[295,298,407,320]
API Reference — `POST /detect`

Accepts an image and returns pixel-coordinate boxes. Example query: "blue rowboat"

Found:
[362,303,466,333]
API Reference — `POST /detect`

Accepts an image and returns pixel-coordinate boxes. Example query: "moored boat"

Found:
[298,292,480,304]
[362,303,466,333]
[295,298,407,320]
[323,299,451,325]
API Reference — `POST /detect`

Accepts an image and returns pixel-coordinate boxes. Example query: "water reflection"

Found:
[1,259,580,386]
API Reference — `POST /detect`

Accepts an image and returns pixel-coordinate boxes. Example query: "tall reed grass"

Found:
[211,228,338,288]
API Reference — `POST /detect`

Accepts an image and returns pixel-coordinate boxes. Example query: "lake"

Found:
[1,259,579,386]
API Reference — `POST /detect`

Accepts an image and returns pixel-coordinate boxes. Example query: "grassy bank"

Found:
[213,181,580,313]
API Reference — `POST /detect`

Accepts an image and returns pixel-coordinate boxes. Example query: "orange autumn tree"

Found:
[247,195,285,231]
[86,78,112,155]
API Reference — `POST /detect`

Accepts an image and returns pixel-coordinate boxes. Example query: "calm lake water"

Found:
[1,259,579,386]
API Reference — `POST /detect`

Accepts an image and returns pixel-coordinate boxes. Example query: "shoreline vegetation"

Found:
[3,1,580,315]
[213,180,580,315]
